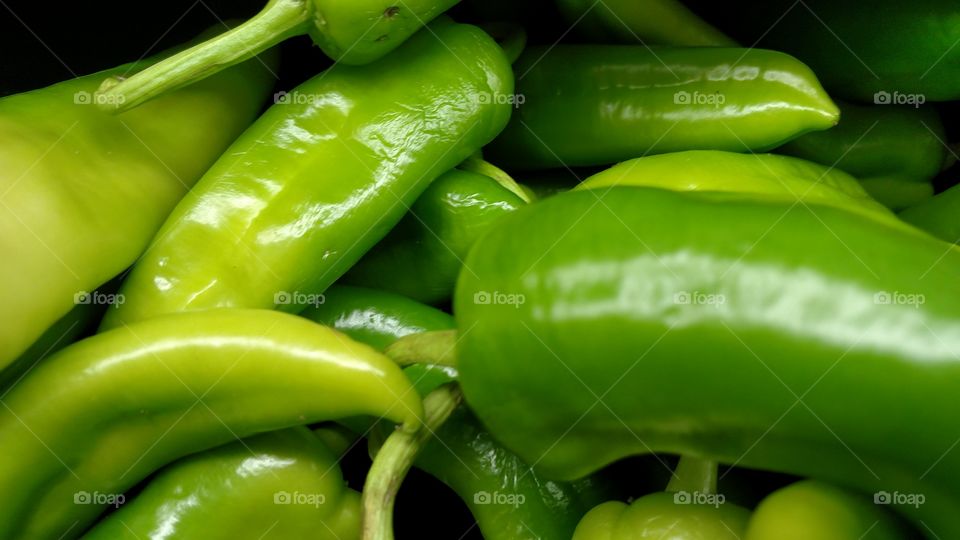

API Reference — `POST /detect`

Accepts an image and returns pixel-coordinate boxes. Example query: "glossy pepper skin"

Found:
[454,187,960,538]
[0,32,274,372]
[485,45,839,169]
[779,102,949,209]
[577,150,900,227]
[82,428,360,540]
[555,0,735,47]
[303,285,610,540]
[899,184,960,244]
[101,20,513,330]
[693,0,960,102]
[573,458,750,540]
[0,309,421,540]
[341,169,526,304]
[745,480,911,540]
[95,0,460,112]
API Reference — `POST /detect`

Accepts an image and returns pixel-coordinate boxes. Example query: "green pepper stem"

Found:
[459,154,533,204]
[362,384,463,540]
[665,456,718,495]
[384,330,459,368]
[95,0,311,113]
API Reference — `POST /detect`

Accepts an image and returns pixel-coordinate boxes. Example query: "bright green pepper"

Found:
[452,187,960,538]
[555,0,736,47]
[779,101,949,209]
[689,0,960,102]
[899,183,960,244]
[573,458,750,539]
[0,309,421,539]
[95,0,461,112]
[303,285,611,539]
[82,428,361,540]
[341,169,526,304]
[486,45,839,169]
[101,20,513,330]
[577,150,901,227]
[0,30,274,372]
[745,480,912,540]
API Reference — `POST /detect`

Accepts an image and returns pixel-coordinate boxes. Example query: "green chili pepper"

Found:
[486,45,839,169]
[95,0,461,112]
[745,480,912,540]
[573,457,750,539]
[303,285,611,539]
[0,309,421,539]
[694,0,960,102]
[341,168,526,304]
[101,19,513,330]
[451,187,960,537]
[577,150,904,228]
[556,0,736,47]
[778,101,949,209]
[82,427,361,540]
[899,183,960,245]
[0,31,275,373]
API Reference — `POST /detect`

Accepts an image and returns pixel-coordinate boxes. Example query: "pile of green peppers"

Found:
[2,0,959,539]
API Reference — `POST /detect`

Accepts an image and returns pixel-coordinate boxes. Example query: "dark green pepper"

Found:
[0,29,275,371]
[573,458,750,539]
[899,183,960,245]
[0,309,420,539]
[101,20,513,330]
[302,285,609,539]
[556,0,736,46]
[745,480,912,540]
[779,101,950,209]
[486,45,839,169]
[95,0,461,112]
[341,169,526,304]
[82,428,361,540]
[453,187,960,538]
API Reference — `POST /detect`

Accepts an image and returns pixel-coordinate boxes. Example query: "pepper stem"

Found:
[665,456,718,495]
[95,0,311,113]
[459,154,533,204]
[362,384,463,540]
[384,330,459,368]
